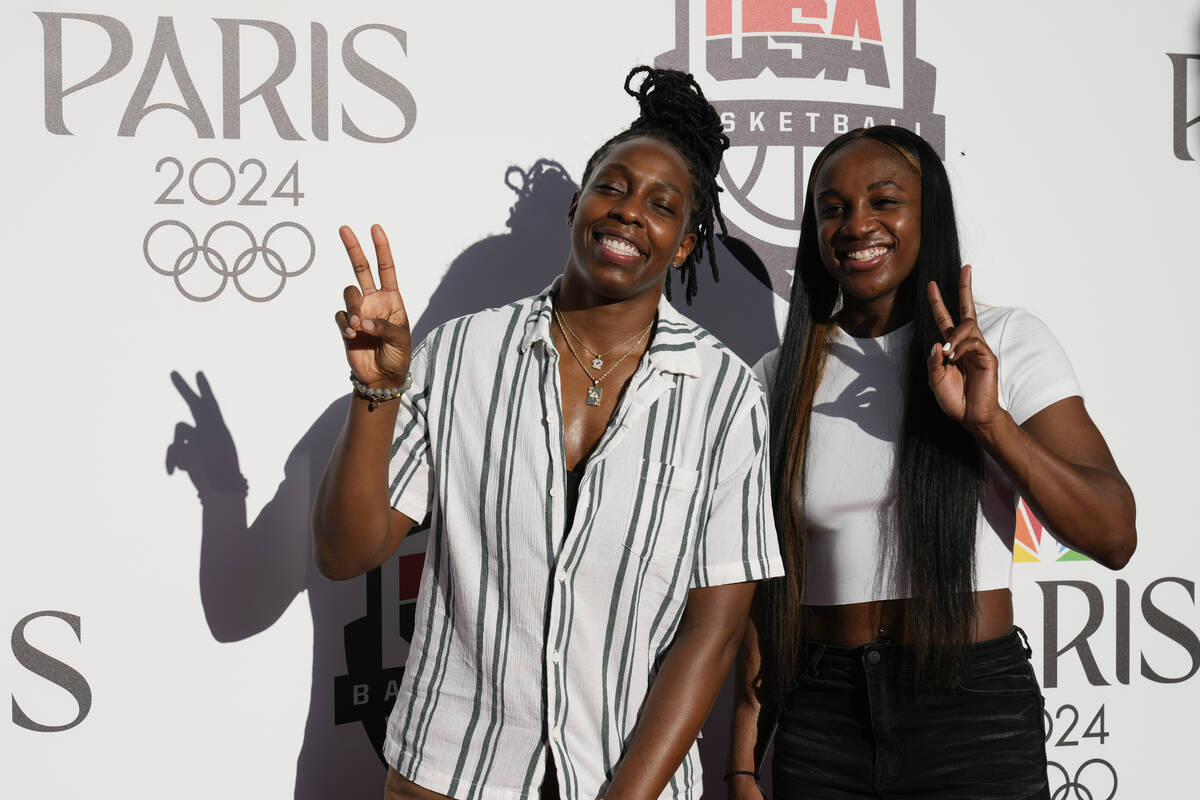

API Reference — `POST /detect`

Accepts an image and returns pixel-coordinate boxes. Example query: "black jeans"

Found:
[773,628,1049,800]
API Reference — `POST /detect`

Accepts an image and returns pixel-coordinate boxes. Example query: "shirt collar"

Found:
[647,290,702,378]
[519,278,702,379]
[518,280,558,353]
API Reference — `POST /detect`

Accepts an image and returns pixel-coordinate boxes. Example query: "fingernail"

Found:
[349,314,360,326]
[930,343,939,358]
[363,319,375,331]
[948,350,956,360]
[942,342,952,353]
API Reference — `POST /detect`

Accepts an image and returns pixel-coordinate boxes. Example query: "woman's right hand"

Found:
[335,224,412,387]
[726,775,764,800]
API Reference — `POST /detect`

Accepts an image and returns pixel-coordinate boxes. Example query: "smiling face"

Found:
[564,136,697,304]
[811,137,922,317]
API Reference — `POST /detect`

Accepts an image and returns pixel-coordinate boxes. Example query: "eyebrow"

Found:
[599,163,685,197]
[816,180,907,201]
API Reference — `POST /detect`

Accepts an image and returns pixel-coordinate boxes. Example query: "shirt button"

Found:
[549,487,559,498]
[551,651,561,663]
[866,649,881,665]
[557,569,568,582]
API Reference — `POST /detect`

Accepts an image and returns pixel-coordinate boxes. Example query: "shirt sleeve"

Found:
[752,348,780,399]
[388,343,435,523]
[990,308,1083,425]
[690,383,785,588]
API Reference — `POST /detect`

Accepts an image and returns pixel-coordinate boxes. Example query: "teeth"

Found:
[846,246,889,261]
[601,236,640,256]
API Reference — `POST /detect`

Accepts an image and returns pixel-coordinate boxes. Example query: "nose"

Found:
[839,201,878,237]
[608,196,644,226]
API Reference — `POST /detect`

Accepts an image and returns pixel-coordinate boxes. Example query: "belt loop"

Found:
[805,642,826,678]
[1014,625,1033,659]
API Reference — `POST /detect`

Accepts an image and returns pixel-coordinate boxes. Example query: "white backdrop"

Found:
[3,1,1198,798]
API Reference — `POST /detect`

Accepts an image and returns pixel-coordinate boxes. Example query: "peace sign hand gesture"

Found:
[926,264,1004,435]
[335,224,412,388]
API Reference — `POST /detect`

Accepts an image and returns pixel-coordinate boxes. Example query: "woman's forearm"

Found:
[312,395,414,579]
[726,599,772,799]
[606,582,756,800]
[976,401,1136,569]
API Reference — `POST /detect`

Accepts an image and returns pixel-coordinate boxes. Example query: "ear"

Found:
[672,233,697,268]
[567,191,579,227]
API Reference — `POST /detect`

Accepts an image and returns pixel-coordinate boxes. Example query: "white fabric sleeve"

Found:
[752,348,780,399]
[992,308,1083,425]
[387,343,434,523]
[690,385,785,588]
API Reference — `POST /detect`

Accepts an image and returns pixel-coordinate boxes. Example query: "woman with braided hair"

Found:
[314,66,784,800]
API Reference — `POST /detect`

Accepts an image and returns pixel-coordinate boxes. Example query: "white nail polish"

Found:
[930,343,939,358]
[942,342,952,353]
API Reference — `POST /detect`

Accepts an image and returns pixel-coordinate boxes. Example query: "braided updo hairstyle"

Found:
[580,66,730,305]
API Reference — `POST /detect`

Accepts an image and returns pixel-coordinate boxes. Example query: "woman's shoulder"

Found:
[416,292,547,353]
[975,305,1059,351]
[976,304,1030,330]
[976,305,1082,423]
[751,347,781,397]
[659,303,771,400]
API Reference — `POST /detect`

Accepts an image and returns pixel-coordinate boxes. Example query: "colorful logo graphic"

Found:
[1014,498,1088,563]
[656,0,944,297]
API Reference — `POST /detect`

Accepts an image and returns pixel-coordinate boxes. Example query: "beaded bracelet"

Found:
[350,371,411,410]
[723,770,759,782]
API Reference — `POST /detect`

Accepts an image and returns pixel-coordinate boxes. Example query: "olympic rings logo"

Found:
[143,220,315,302]
[1047,758,1118,800]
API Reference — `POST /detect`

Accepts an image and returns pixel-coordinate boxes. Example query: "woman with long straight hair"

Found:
[725,126,1136,799]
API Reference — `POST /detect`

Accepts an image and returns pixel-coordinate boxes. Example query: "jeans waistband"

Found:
[801,626,1032,675]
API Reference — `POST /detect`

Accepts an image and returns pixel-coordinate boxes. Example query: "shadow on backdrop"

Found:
[680,232,777,366]
[411,159,578,344]
[166,156,782,800]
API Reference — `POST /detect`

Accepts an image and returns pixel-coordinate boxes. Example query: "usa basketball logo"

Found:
[335,551,427,761]
[656,0,945,296]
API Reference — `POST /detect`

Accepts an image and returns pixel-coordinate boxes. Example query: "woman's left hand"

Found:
[929,266,1136,570]
[926,264,1004,435]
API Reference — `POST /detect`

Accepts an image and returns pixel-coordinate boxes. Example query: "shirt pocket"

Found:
[620,458,702,567]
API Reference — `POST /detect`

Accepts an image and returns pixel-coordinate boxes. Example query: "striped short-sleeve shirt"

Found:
[383,282,783,800]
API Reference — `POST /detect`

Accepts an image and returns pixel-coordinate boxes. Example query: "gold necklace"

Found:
[553,306,654,406]
[556,310,653,369]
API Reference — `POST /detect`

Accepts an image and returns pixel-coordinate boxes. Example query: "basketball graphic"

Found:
[656,0,944,295]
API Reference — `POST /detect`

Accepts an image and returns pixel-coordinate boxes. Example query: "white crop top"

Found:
[755,306,1083,605]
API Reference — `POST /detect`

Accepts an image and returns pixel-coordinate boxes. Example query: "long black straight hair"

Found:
[761,125,984,691]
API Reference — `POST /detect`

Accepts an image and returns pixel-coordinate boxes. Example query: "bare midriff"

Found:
[805,587,1014,646]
